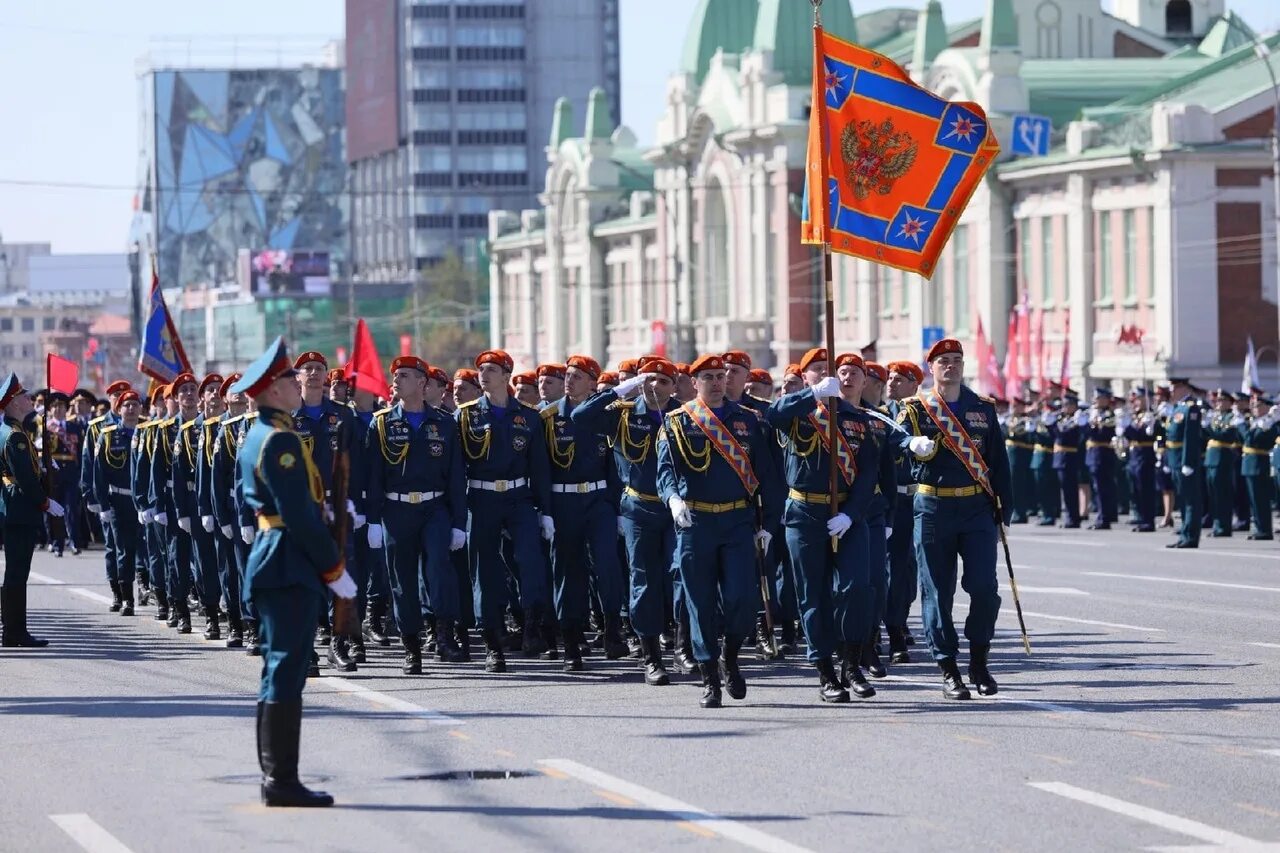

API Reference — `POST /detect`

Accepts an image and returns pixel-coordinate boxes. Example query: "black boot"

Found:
[602,614,629,660]
[154,589,169,622]
[165,597,181,627]
[538,620,560,661]
[861,636,887,678]
[562,621,585,672]
[317,619,332,646]
[246,620,261,656]
[698,661,722,708]
[436,620,466,662]
[816,658,850,703]
[778,619,797,656]
[402,635,423,675]
[259,701,334,807]
[673,614,697,675]
[421,617,438,655]
[328,637,357,673]
[351,637,366,663]
[366,600,390,646]
[138,581,152,607]
[968,643,998,696]
[0,588,17,646]
[307,651,321,678]
[939,657,972,700]
[642,636,670,686]
[843,644,876,698]
[483,630,508,673]
[719,635,746,700]
[887,626,910,664]
[119,588,135,617]
[523,607,548,658]
[176,599,192,634]
[108,579,122,612]
[203,606,221,641]
[622,616,642,659]
[753,614,778,660]
[454,624,472,662]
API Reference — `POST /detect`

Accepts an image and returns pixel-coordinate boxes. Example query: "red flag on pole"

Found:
[974,315,1002,397]
[1031,308,1046,393]
[1016,296,1031,385]
[47,353,79,395]
[1059,314,1071,387]
[345,318,390,400]
[1004,308,1022,400]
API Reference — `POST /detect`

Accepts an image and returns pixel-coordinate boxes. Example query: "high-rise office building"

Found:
[346,0,620,279]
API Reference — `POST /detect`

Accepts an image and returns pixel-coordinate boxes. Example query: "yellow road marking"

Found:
[1033,754,1075,765]
[594,789,636,807]
[541,766,570,780]
[675,821,717,839]
[1213,746,1254,757]
[1237,802,1280,819]
[447,730,471,741]
[954,734,994,746]
[1131,776,1171,790]
[1126,731,1165,741]
[494,748,517,758]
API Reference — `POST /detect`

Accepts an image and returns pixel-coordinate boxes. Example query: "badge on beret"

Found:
[278,452,297,470]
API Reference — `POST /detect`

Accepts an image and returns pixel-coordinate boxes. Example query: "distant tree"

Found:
[407,251,490,368]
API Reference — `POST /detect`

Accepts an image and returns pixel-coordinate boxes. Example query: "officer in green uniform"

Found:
[1203,389,1242,538]
[1031,400,1060,525]
[1165,378,1205,549]
[1,373,65,646]
[232,337,356,808]
[1004,397,1036,523]
[1239,396,1277,540]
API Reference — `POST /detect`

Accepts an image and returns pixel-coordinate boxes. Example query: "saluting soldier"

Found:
[41,392,85,557]
[1031,399,1060,526]
[1117,389,1158,532]
[1,373,66,646]
[457,349,553,672]
[656,354,781,708]
[1239,395,1278,540]
[364,355,467,675]
[540,354,627,671]
[232,337,355,808]
[896,339,1012,700]
[1084,387,1119,530]
[1004,397,1036,524]
[92,389,144,616]
[884,360,923,662]
[1203,389,1243,538]
[573,358,683,685]
[765,349,878,703]
[1164,378,1205,549]
[1050,392,1087,528]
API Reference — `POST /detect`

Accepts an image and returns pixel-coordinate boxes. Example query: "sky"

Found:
[1,0,1277,255]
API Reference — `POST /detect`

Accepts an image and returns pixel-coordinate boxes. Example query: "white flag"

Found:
[1242,335,1260,394]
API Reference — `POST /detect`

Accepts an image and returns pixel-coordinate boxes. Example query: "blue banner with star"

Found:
[137,268,192,383]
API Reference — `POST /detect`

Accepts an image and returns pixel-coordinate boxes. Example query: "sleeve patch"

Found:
[277,451,297,470]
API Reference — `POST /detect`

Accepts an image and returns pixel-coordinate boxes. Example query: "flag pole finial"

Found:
[811,0,822,26]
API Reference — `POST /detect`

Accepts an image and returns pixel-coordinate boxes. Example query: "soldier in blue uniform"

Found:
[364,355,467,675]
[1084,386,1119,530]
[151,374,201,633]
[1004,397,1036,524]
[856,361,898,680]
[896,339,1012,700]
[656,354,781,708]
[232,337,356,808]
[884,360,923,662]
[92,389,144,615]
[204,374,249,648]
[41,393,85,557]
[457,349,552,673]
[1,373,66,646]
[573,357,683,685]
[1031,401,1060,525]
[1203,389,1242,538]
[1049,392,1087,528]
[1164,378,1205,548]
[766,348,878,702]
[541,354,628,671]
[133,387,167,618]
[1117,389,1158,532]
[1240,396,1278,539]
[175,373,226,640]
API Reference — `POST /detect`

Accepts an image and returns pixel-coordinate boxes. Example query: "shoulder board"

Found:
[206,415,223,426]
[161,417,176,427]
[746,393,771,405]
[88,415,108,427]
[976,393,995,404]
[738,405,760,418]
[136,419,153,429]
[268,412,293,431]
[540,406,558,421]
[607,399,635,411]
[905,396,925,408]
[373,406,394,418]
[101,424,118,434]
[222,414,244,426]
[181,420,199,431]
[246,412,259,421]
[520,400,541,412]
[458,399,480,410]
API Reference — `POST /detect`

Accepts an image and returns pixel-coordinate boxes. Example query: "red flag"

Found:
[1031,308,1046,393]
[47,354,79,395]
[974,315,1002,397]
[1004,308,1021,400]
[1016,297,1031,384]
[1059,314,1071,387]
[346,319,390,400]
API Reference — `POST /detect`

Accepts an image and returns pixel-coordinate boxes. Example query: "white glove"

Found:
[1270,404,1280,420]
[885,526,894,539]
[367,522,384,549]
[326,570,357,600]
[1117,412,1132,430]
[754,528,773,551]
[1181,465,1194,477]
[826,512,852,539]
[137,510,150,525]
[449,528,467,551]
[323,503,334,524]
[345,498,357,518]
[46,498,65,518]
[154,511,169,526]
[908,436,936,458]
[1043,411,1059,426]
[201,515,215,533]
[240,525,255,545]
[614,373,650,398]
[1075,410,1090,426]
[352,512,367,530]
[178,517,191,534]
[811,376,842,399]
[99,509,115,524]
[617,515,625,536]
[1232,414,1246,427]
[87,502,102,514]
[1145,422,1156,436]
[669,495,693,529]
[220,524,234,539]
[539,514,556,542]
[1161,465,1171,474]
[1157,402,1172,417]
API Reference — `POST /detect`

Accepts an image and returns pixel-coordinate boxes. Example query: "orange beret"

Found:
[326,368,347,384]
[674,362,691,377]
[799,348,828,371]
[926,338,963,362]
[293,351,327,370]
[645,359,678,379]
[536,363,565,379]
[864,362,888,382]
[689,354,726,375]
[835,352,864,371]
[475,350,514,371]
[105,380,132,396]
[149,385,167,405]
[199,373,224,394]
[454,368,480,388]
[566,355,601,380]
[218,373,242,397]
[887,361,924,383]
[783,363,803,378]
[749,368,772,384]
[722,350,752,369]
[513,371,537,388]
[114,389,141,411]
[170,372,197,394]
[427,367,449,386]
[391,355,429,375]
[617,358,639,374]
[597,371,619,386]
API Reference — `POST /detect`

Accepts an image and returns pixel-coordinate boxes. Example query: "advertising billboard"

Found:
[250,250,332,297]
[345,0,401,162]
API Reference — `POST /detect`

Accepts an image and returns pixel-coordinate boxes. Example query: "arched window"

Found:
[1165,0,1192,36]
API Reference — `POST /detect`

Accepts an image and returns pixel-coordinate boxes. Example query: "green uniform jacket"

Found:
[0,416,48,526]
[1239,419,1279,477]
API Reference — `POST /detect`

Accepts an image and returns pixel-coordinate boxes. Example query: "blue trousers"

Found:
[885,498,917,630]
[914,494,1001,661]
[619,500,675,639]
[254,586,322,702]
[1057,464,1080,524]
[468,489,549,632]
[1089,460,1118,523]
[385,500,458,637]
[1173,466,1203,545]
[549,492,622,625]
[1034,464,1060,521]
[674,508,756,662]
[2,524,36,587]
[191,527,222,608]
[866,512,888,641]
[165,519,192,603]
[214,532,241,624]
[106,495,138,588]
[146,522,167,601]
[783,501,872,662]
[1128,462,1156,528]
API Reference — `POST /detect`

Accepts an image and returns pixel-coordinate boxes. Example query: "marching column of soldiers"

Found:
[3,338,1279,806]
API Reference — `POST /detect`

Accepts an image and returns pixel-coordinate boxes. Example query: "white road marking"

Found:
[1008,609,1164,633]
[1247,643,1280,650]
[1028,782,1266,848]
[540,758,815,853]
[68,588,114,605]
[314,676,462,725]
[49,814,136,853]
[29,572,67,585]
[1260,749,1280,758]
[1008,536,1109,547]
[880,675,1083,714]
[1084,572,1280,594]
[1000,585,1089,596]
[1193,549,1280,561]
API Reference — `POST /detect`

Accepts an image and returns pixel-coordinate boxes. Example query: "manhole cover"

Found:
[395,769,539,781]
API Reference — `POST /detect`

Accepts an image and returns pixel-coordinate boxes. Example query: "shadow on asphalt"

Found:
[334,803,815,822]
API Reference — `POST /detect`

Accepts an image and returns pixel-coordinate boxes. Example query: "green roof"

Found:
[866,18,981,66]
[1019,56,1213,126]
[680,0,758,85]
[980,0,1017,50]
[1196,12,1257,58]
[754,0,858,85]
[609,148,656,192]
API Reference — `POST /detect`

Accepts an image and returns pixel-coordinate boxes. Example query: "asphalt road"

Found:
[2,524,1279,852]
